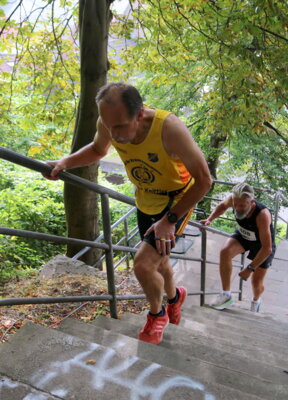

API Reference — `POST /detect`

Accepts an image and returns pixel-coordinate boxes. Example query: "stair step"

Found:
[58,317,287,400]
[93,314,288,387]
[183,304,288,332]
[179,309,288,346]
[121,311,288,365]
[0,374,59,400]
[0,321,265,400]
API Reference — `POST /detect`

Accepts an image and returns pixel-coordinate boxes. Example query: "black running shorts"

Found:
[231,231,276,268]
[137,207,189,249]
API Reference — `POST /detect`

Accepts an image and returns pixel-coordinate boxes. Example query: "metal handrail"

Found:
[1,146,287,313]
[0,146,135,206]
[72,206,137,260]
[0,226,203,262]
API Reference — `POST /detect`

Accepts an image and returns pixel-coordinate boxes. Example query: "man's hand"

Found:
[144,218,176,256]
[238,268,253,281]
[42,160,67,180]
[199,218,211,232]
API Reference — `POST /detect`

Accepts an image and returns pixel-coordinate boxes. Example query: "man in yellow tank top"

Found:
[47,82,212,345]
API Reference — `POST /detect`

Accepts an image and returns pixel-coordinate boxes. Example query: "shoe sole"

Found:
[251,305,261,313]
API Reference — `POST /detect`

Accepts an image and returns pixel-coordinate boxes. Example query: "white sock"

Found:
[222,290,231,296]
[252,298,261,303]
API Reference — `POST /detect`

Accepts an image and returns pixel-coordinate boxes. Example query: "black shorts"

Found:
[231,231,276,269]
[137,207,189,249]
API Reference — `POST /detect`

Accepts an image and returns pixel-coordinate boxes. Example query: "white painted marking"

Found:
[31,342,217,399]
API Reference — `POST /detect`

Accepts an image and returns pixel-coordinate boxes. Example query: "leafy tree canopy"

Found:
[0,0,79,158]
[112,0,288,137]
[111,0,288,195]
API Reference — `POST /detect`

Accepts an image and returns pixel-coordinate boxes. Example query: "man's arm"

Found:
[248,209,273,269]
[162,113,212,219]
[239,208,273,281]
[144,113,212,255]
[201,196,233,226]
[48,118,112,178]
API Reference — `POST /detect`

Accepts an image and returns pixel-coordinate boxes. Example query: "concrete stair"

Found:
[1,239,287,399]
[1,305,288,400]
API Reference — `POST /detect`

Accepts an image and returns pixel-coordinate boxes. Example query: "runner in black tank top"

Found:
[233,201,276,265]
[200,183,276,312]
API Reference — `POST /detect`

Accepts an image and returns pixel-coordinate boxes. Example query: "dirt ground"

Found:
[0,269,148,343]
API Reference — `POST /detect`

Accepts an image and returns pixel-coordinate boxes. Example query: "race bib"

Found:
[237,224,257,241]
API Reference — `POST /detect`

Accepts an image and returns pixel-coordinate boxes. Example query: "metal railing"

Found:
[204,179,288,241]
[0,146,287,317]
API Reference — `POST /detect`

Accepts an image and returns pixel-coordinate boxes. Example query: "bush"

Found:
[0,163,137,280]
[0,162,66,280]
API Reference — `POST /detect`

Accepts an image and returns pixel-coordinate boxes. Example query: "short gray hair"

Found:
[96,82,143,118]
[232,182,254,199]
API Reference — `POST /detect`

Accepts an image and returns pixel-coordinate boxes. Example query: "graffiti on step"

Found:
[31,342,217,400]
[0,376,53,400]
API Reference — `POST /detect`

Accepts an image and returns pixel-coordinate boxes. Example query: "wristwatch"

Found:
[166,211,178,223]
[246,264,255,272]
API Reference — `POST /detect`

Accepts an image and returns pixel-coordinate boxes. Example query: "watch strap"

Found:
[246,264,255,272]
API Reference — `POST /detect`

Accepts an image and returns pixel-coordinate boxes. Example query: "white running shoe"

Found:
[251,299,262,313]
[211,293,234,310]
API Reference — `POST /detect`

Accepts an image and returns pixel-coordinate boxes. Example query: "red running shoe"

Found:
[167,286,187,325]
[138,310,169,345]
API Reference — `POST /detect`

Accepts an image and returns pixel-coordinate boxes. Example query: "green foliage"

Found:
[218,130,288,193]
[112,0,288,134]
[0,1,79,158]
[275,222,287,243]
[210,217,236,235]
[111,0,288,197]
[0,162,66,281]
[0,163,137,280]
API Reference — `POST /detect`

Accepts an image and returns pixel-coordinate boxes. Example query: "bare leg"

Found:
[251,267,268,301]
[134,241,172,314]
[158,258,176,300]
[220,238,245,291]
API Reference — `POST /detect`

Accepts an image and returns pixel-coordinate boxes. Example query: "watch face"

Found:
[167,212,178,223]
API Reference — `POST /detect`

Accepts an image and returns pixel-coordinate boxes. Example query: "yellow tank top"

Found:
[112,107,194,214]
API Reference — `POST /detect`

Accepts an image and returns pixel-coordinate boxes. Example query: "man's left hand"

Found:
[238,268,253,281]
[144,218,176,256]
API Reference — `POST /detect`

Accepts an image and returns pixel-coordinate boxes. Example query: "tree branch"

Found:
[255,25,288,43]
[263,121,288,145]
[0,0,23,36]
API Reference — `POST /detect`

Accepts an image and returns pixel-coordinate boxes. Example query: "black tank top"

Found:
[234,201,275,243]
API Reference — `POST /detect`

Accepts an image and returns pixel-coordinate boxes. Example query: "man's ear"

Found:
[136,107,144,121]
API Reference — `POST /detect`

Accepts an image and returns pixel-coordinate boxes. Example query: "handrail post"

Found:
[124,218,130,270]
[238,253,245,301]
[101,194,117,318]
[200,229,207,306]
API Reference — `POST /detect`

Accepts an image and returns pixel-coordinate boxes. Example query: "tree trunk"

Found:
[196,132,227,219]
[64,0,113,265]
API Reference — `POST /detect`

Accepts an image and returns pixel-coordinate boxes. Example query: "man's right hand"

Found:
[43,159,67,180]
[199,219,211,232]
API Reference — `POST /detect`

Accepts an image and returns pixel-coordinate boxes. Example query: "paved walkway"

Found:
[174,230,288,322]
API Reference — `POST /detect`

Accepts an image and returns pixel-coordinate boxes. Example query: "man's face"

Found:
[99,100,143,144]
[233,196,253,220]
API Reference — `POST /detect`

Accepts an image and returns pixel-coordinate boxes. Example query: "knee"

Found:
[252,278,264,291]
[133,255,151,280]
[220,246,232,261]
[158,262,173,279]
